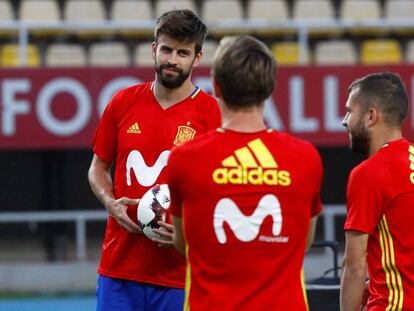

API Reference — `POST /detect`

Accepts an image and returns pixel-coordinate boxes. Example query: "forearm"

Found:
[340,262,367,311]
[88,162,115,211]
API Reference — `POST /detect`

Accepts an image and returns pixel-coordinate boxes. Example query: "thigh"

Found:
[147,284,184,311]
[96,275,146,311]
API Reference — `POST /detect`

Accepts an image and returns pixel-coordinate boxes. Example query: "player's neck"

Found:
[153,78,195,109]
[222,108,266,133]
[369,127,403,156]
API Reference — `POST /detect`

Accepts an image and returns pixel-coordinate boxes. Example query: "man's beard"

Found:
[155,62,191,89]
[349,121,371,156]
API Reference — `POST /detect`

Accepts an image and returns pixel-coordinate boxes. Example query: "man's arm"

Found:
[88,154,140,233]
[306,216,318,252]
[172,215,185,256]
[340,230,369,311]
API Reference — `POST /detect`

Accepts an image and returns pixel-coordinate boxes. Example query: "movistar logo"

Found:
[214,194,284,244]
[212,138,291,186]
[126,150,170,187]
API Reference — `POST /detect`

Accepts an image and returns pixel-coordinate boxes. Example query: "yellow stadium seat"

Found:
[272,42,309,65]
[110,0,153,21]
[247,0,289,23]
[134,42,154,67]
[89,42,130,67]
[314,40,357,65]
[361,39,402,65]
[45,43,87,67]
[155,0,197,17]
[1,44,41,67]
[20,0,60,22]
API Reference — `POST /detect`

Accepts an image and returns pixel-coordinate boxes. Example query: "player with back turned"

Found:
[341,73,414,311]
[88,9,221,311]
[168,35,324,310]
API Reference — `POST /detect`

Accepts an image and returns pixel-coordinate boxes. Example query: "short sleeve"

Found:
[92,91,122,163]
[344,165,383,234]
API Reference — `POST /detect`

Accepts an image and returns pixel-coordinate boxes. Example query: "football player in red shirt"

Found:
[168,35,323,310]
[88,10,220,311]
[341,72,414,311]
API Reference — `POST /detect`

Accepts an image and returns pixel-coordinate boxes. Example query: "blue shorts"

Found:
[96,275,184,311]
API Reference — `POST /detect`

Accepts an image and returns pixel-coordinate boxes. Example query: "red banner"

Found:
[0,66,413,149]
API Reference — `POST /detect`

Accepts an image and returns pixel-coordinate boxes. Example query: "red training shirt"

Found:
[92,82,221,288]
[168,128,323,310]
[345,138,414,310]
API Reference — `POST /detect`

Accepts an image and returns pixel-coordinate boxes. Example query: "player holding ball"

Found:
[88,9,220,311]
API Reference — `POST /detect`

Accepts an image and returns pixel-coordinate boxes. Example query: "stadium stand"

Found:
[0,0,14,22]
[360,39,403,65]
[155,0,198,17]
[385,0,414,21]
[405,40,414,63]
[89,41,130,67]
[201,0,244,25]
[339,0,382,21]
[199,39,219,65]
[134,42,154,67]
[110,0,153,21]
[271,41,308,65]
[293,0,335,21]
[64,0,106,23]
[246,0,289,23]
[19,0,60,23]
[45,43,87,67]
[0,43,41,67]
[314,40,358,65]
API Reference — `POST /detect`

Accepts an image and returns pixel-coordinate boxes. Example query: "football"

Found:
[137,184,171,240]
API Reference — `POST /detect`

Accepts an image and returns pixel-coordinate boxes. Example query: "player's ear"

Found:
[193,51,202,68]
[366,107,379,127]
[213,79,222,98]
[151,42,157,60]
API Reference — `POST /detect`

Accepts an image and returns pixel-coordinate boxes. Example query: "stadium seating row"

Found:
[1,0,414,25]
[2,38,414,67]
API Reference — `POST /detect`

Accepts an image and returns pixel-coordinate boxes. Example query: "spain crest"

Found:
[174,125,196,145]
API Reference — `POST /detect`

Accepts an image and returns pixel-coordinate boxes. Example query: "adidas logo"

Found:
[212,138,291,186]
[127,122,141,134]
[409,145,414,184]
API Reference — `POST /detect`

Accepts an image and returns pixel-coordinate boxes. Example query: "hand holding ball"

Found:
[137,184,171,239]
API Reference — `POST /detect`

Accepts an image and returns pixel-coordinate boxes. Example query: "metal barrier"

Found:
[0,210,107,261]
[0,205,346,261]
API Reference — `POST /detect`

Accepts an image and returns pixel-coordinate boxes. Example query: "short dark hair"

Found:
[349,72,408,128]
[211,35,276,110]
[154,9,207,54]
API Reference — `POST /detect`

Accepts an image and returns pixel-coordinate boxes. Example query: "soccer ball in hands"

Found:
[137,184,171,240]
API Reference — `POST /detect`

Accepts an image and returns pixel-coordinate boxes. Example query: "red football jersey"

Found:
[168,129,323,310]
[345,138,414,310]
[92,82,221,288]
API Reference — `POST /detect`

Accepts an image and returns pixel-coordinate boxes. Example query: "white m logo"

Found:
[214,194,282,244]
[126,150,170,187]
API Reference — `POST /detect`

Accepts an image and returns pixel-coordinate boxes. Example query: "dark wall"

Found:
[0,146,365,212]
